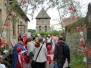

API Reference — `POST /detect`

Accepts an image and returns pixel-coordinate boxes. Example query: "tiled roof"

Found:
[62,17,77,26]
[35,8,51,19]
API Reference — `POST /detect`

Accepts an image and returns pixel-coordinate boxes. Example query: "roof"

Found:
[15,5,30,22]
[35,8,51,19]
[62,17,77,26]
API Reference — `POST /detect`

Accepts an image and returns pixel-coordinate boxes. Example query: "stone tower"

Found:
[35,8,51,32]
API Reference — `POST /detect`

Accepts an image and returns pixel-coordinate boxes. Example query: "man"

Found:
[63,38,70,68]
[53,36,70,68]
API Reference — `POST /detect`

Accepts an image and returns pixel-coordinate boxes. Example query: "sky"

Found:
[27,0,91,30]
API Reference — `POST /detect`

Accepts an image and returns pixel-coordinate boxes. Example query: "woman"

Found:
[32,37,47,68]
[11,41,27,68]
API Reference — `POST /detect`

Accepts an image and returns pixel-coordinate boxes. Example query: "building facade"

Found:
[0,0,30,45]
[36,8,51,32]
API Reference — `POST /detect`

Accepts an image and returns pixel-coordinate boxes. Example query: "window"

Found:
[39,26,41,31]
[39,26,41,28]
[18,22,25,35]
[45,26,47,29]
[45,26,47,31]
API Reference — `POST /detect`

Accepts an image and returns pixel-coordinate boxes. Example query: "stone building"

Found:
[36,8,51,32]
[0,0,30,45]
[0,0,7,33]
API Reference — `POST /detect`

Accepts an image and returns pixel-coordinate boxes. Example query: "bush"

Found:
[70,51,87,68]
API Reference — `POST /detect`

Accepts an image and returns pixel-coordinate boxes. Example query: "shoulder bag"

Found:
[31,44,43,68]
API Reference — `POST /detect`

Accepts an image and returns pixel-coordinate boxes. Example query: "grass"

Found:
[70,51,87,68]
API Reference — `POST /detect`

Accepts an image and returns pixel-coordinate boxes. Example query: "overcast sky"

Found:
[27,0,91,30]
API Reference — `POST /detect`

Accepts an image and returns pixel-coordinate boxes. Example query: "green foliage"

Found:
[70,51,87,68]
[65,17,86,33]
[28,29,36,33]
[32,30,63,37]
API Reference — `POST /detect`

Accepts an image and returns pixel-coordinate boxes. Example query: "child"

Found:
[16,46,27,68]
[46,45,52,64]
[0,55,6,68]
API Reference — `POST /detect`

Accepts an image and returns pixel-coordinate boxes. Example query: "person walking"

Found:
[11,41,27,68]
[26,38,35,68]
[16,46,27,68]
[32,37,47,68]
[53,36,66,68]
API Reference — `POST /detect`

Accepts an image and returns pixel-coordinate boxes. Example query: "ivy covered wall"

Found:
[65,17,87,52]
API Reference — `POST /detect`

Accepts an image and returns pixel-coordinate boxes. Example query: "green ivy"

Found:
[70,51,87,68]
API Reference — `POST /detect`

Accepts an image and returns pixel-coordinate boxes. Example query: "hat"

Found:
[16,46,22,52]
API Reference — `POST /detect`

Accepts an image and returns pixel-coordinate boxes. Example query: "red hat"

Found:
[16,46,22,52]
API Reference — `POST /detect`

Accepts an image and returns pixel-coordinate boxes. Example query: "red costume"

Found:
[46,45,52,64]
[16,46,25,68]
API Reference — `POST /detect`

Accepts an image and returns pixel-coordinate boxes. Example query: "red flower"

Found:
[4,23,9,27]
[7,16,11,20]
[83,47,90,53]
[80,43,86,48]
[9,12,13,16]
[68,7,74,11]
[84,24,87,28]
[79,40,83,45]
[0,42,4,46]
[76,26,81,31]
[23,0,27,4]
[89,52,91,57]
[3,43,8,46]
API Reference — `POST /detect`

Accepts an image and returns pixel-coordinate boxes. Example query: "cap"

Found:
[16,46,22,52]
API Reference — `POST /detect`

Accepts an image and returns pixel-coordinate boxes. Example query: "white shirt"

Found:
[27,41,34,56]
[33,43,47,62]
[0,64,6,68]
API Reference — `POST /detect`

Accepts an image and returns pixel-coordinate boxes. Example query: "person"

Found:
[53,36,66,68]
[0,55,6,68]
[26,38,34,56]
[11,41,27,68]
[32,37,36,44]
[32,37,47,68]
[63,37,70,68]
[26,38,35,68]
[16,46,27,68]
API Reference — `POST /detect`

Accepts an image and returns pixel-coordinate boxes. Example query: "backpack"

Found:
[63,42,70,58]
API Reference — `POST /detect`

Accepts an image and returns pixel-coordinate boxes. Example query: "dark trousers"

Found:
[57,60,65,68]
[35,62,45,68]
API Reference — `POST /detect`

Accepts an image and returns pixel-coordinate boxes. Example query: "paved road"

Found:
[23,58,68,68]
[46,58,68,68]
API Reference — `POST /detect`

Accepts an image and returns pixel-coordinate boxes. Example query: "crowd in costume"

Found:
[0,33,70,68]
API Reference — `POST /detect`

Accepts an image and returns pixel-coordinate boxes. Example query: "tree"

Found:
[15,0,83,20]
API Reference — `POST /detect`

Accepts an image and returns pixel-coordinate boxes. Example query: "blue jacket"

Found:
[11,43,27,68]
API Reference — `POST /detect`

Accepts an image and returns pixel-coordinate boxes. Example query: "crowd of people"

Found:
[0,34,70,68]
